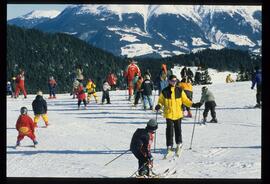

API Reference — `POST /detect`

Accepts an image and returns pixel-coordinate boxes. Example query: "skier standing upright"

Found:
[76,83,87,109]
[86,78,98,103]
[141,74,154,110]
[155,75,201,158]
[101,80,111,104]
[130,119,158,177]
[48,76,57,99]
[251,66,262,108]
[32,91,49,127]
[14,69,27,99]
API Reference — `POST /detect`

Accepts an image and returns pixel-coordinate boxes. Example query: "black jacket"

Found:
[32,95,47,115]
[141,79,154,96]
[130,128,152,159]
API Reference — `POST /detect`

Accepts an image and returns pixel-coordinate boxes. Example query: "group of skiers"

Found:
[8,60,262,178]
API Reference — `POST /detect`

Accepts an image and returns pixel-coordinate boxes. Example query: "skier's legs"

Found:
[14,85,20,97]
[83,99,87,106]
[78,99,82,107]
[34,115,40,126]
[134,92,140,105]
[256,84,262,105]
[203,103,210,118]
[166,119,174,147]
[148,95,153,108]
[102,92,106,103]
[17,134,25,142]
[41,114,49,125]
[174,119,182,144]
[210,103,216,119]
[26,132,36,141]
[143,95,147,108]
[134,152,149,176]
[21,85,27,97]
[52,87,56,97]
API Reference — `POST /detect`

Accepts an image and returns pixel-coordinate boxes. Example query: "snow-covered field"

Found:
[6,71,261,178]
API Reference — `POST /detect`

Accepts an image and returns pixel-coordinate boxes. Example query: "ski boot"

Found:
[45,122,49,127]
[201,117,207,125]
[210,118,218,123]
[175,143,183,157]
[254,103,261,108]
[15,141,20,148]
[33,140,38,147]
[164,146,174,159]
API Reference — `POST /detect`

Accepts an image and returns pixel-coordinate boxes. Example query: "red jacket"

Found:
[48,79,57,87]
[126,63,141,82]
[107,73,117,86]
[76,85,86,100]
[16,114,35,135]
[15,74,25,87]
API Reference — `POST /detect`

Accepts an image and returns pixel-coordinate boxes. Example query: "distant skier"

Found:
[155,74,201,158]
[76,83,87,109]
[72,80,80,99]
[251,66,262,108]
[14,69,27,99]
[226,74,235,83]
[86,78,98,103]
[133,76,144,106]
[76,64,84,83]
[101,80,111,104]
[178,77,193,118]
[194,66,202,85]
[48,76,57,99]
[180,66,187,79]
[199,86,218,123]
[7,81,13,97]
[158,64,168,95]
[141,74,154,110]
[15,107,38,147]
[32,91,49,127]
[106,72,118,90]
[130,119,158,177]
[187,68,194,83]
[124,59,141,101]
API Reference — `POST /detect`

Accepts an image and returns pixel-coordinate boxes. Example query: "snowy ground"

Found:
[6,73,261,178]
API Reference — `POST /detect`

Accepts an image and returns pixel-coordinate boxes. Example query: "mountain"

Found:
[8,5,261,58]
[8,10,61,28]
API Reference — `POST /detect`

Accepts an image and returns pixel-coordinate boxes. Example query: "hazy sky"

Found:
[7,4,69,20]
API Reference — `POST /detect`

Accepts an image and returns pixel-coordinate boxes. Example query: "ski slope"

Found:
[6,74,261,178]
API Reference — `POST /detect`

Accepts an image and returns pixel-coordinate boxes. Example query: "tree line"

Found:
[7,25,261,94]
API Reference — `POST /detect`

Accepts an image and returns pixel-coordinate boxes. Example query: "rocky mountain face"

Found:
[8,5,261,58]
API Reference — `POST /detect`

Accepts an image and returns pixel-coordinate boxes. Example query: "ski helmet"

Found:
[146,119,158,131]
[20,107,28,115]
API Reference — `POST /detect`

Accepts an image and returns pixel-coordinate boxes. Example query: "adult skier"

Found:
[130,119,158,177]
[124,59,141,101]
[15,107,38,147]
[48,76,57,99]
[155,75,201,158]
[251,66,262,108]
[14,70,27,99]
[32,91,49,127]
[158,64,168,95]
[199,86,218,123]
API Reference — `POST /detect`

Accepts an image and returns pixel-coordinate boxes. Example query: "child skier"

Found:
[199,86,218,123]
[14,70,27,99]
[48,76,57,99]
[15,107,38,147]
[86,78,98,103]
[76,83,87,109]
[32,91,49,127]
[101,80,111,104]
[141,74,154,110]
[133,76,144,106]
[7,81,13,97]
[130,119,158,177]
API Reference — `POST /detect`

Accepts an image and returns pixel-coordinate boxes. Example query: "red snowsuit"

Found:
[107,73,117,86]
[125,63,141,96]
[76,85,86,100]
[14,73,27,98]
[16,114,36,142]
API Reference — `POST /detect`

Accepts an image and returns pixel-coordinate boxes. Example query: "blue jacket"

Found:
[251,70,262,89]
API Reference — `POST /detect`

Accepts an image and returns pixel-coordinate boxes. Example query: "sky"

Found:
[7,4,69,20]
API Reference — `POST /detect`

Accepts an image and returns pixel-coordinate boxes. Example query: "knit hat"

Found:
[37,91,43,96]
[20,107,28,115]
[146,119,158,131]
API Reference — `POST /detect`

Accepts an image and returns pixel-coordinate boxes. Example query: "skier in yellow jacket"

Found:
[155,74,201,158]
[86,79,98,103]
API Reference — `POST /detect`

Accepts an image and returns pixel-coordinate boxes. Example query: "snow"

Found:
[107,26,150,37]
[220,34,256,47]
[7,68,261,178]
[192,37,208,46]
[172,40,188,48]
[21,10,61,20]
[121,43,154,57]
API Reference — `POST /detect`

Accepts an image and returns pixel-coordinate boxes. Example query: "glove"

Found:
[155,104,161,111]
[192,102,202,108]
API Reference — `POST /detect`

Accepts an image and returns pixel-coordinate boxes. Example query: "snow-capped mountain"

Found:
[8,10,61,28]
[7,5,261,57]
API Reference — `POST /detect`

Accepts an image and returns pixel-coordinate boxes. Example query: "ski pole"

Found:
[130,162,148,177]
[104,149,130,166]
[189,108,198,150]
[154,111,158,153]
[198,107,201,124]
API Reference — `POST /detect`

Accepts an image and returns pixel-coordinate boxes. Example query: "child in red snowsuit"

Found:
[76,83,87,109]
[15,107,38,147]
[14,70,27,98]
